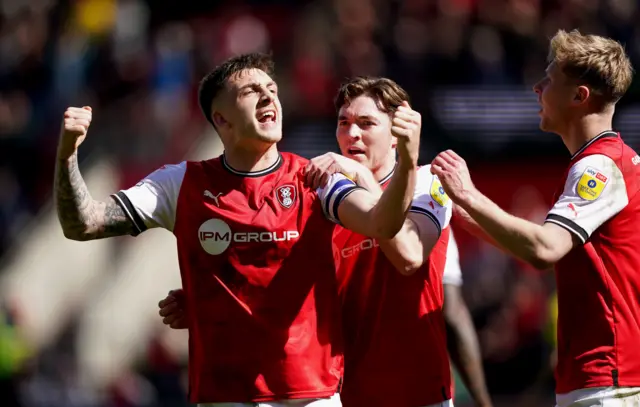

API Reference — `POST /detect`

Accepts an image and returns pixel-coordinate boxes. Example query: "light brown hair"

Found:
[548,29,634,103]
[334,77,410,114]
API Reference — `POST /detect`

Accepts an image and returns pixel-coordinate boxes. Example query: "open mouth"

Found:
[257,110,276,124]
[348,147,365,155]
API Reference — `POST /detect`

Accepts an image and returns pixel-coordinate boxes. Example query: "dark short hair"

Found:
[198,53,275,127]
[334,76,410,114]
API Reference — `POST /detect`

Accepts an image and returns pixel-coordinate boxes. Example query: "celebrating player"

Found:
[159,77,492,407]
[54,53,422,406]
[431,30,640,406]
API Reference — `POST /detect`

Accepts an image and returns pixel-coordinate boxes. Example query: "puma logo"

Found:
[204,190,223,206]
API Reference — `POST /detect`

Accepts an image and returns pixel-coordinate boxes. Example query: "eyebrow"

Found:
[238,81,277,91]
[338,114,378,122]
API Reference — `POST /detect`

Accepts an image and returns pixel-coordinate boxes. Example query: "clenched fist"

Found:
[58,106,92,160]
[430,149,476,205]
[391,101,421,167]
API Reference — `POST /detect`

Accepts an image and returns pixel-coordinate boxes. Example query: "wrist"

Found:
[57,148,77,162]
[458,186,481,211]
[397,158,418,171]
[57,150,78,164]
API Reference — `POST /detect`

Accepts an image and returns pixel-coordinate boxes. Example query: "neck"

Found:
[560,110,614,156]
[371,154,397,182]
[223,142,279,172]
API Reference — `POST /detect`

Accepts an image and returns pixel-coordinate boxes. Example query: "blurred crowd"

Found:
[1,0,639,406]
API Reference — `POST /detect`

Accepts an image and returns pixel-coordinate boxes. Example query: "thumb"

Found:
[82,106,92,112]
[401,101,410,108]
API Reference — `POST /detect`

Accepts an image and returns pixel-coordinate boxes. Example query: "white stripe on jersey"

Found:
[317,173,361,225]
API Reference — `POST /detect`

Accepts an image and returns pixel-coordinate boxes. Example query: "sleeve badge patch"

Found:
[430,176,450,207]
[576,166,608,201]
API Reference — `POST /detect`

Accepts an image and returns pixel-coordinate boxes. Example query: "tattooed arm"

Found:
[55,152,135,240]
[56,106,182,239]
[54,106,136,241]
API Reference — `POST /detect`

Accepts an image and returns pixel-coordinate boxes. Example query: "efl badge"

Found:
[276,184,296,209]
[340,171,357,182]
[430,176,449,207]
[576,166,607,201]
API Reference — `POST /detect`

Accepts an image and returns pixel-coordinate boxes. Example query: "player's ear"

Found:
[391,136,398,149]
[574,85,590,105]
[213,111,229,130]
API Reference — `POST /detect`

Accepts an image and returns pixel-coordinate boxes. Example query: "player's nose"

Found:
[532,81,542,95]
[258,87,274,106]
[346,124,361,139]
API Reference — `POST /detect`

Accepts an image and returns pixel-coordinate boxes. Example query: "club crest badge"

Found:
[276,184,296,209]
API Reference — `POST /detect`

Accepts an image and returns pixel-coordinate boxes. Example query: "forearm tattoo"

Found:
[55,153,134,239]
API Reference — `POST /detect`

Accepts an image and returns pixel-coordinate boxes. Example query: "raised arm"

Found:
[331,102,421,239]
[451,203,503,249]
[377,165,452,275]
[55,106,136,240]
[431,150,627,269]
[307,153,446,275]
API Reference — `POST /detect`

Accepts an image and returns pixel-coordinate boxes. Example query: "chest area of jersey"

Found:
[334,227,382,263]
[180,176,311,257]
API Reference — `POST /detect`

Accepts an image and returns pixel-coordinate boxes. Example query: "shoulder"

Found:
[565,154,619,198]
[281,152,309,167]
[191,155,223,170]
[414,164,449,206]
[570,153,617,171]
[142,161,187,184]
[181,156,223,177]
[279,152,310,181]
[417,164,434,182]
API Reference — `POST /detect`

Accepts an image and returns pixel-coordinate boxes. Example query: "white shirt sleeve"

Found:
[316,173,362,224]
[544,154,628,243]
[442,231,463,286]
[112,162,187,234]
[409,165,453,236]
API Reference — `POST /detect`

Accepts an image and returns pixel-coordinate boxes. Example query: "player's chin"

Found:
[538,117,553,133]
[255,125,282,142]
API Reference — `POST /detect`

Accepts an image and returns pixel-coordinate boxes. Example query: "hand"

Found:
[158,289,188,329]
[392,101,421,167]
[430,150,476,205]
[58,106,93,160]
[305,152,366,189]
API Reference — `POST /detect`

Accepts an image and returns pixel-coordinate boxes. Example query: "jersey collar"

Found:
[221,153,283,177]
[378,165,396,185]
[571,130,618,160]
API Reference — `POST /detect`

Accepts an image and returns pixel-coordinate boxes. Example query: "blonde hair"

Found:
[548,29,634,103]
